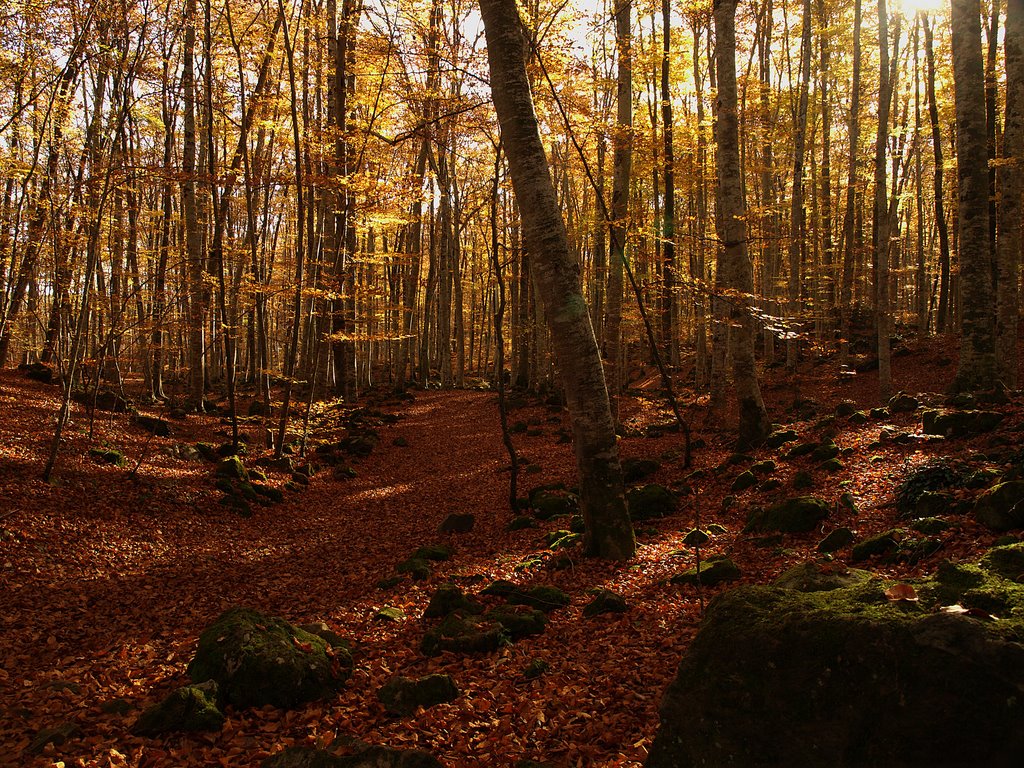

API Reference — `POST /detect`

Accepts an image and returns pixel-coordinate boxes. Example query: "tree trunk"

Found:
[714,0,770,450]
[997,0,1023,387]
[874,0,894,402]
[952,0,997,391]
[479,0,634,560]
[923,14,953,333]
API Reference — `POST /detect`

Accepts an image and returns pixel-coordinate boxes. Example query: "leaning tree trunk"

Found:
[479,0,635,561]
[951,0,997,392]
[714,0,770,450]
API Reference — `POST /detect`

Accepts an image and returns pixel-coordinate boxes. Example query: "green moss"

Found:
[486,604,548,639]
[131,682,224,735]
[377,674,458,717]
[745,496,829,533]
[374,606,405,622]
[671,555,741,587]
[850,529,902,562]
[89,447,125,466]
[423,583,482,619]
[810,442,840,462]
[507,585,571,612]
[187,607,351,709]
[981,543,1024,583]
[215,455,248,481]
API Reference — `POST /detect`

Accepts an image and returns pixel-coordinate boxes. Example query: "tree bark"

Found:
[997,0,1023,387]
[479,0,634,560]
[952,0,997,391]
[714,0,770,450]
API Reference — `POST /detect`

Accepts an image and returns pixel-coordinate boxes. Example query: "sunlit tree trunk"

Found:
[874,0,894,402]
[480,0,634,560]
[714,0,770,450]
[952,0,997,391]
[603,0,632,413]
[787,0,812,370]
[840,0,862,362]
[923,13,952,333]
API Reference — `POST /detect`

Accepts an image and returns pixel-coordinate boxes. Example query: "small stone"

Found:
[817,527,855,553]
[375,606,406,622]
[583,589,629,617]
[731,470,758,492]
[378,674,459,717]
[131,681,224,736]
[671,555,741,587]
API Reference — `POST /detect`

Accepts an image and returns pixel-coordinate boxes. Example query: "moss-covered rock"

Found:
[772,561,872,592]
[396,558,432,580]
[785,442,819,459]
[377,674,459,717]
[887,392,920,413]
[374,607,405,622]
[412,544,452,562]
[765,429,798,449]
[646,575,1024,768]
[486,604,548,639]
[911,516,952,535]
[626,484,676,520]
[921,409,1005,438]
[507,585,571,612]
[848,410,869,425]
[582,589,629,618]
[751,460,776,475]
[262,745,443,768]
[744,496,829,533]
[981,542,1024,582]
[682,529,711,548]
[670,555,741,587]
[974,481,1024,531]
[818,458,844,473]
[131,682,224,735]
[186,607,351,709]
[817,527,854,553]
[508,515,537,531]
[89,447,125,466]
[730,470,757,492]
[529,486,578,519]
[420,612,506,656]
[810,442,840,462]
[423,583,482,619]
[850,529,902,562]
[215,455,248,482]
[792,470,814,489]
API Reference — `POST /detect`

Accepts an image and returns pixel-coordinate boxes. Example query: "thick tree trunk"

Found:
[479,0,634,560]
[874,0,894,403]
[714,0,770,450]
[997,0,1023,387]
[952,0,997,391]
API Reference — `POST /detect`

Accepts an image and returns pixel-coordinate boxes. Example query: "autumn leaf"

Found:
[884,584,919,602]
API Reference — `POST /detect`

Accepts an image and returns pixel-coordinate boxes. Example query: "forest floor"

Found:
[1,334,1021,768]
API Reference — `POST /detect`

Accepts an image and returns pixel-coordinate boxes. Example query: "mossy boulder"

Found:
[751,460,776,475]
[186,607,351,709]
[817,527,855,553]
[507,585,571,612]
[744,496,829,533]
[89,447,125,466]
[810,442,840,462]
[626,484,676,520]
[785,442,819,459]
[730,470,757,492]
[423,583,482,619]
[670,555,741,587]
[583,589,629,618]
[921,409,1005,438]
[529,486,578,519]
[486,604,548,639]
[421,612,506,656]
[765,429,798,449]
[131,682,224,735]
[215,455,248,482]
[851,529,903,562]
[887,392,920,413]
[974,481,1024,531]
[412,544,452,562]
[646,574,1024,768]
[981,542,1024,582]
[772,561,872,592]
[262,745,443,768]
[396,558,431,580]
[377,674,459,717]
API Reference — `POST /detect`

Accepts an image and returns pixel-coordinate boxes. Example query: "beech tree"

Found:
[951,0,997,392]
[479,0,634,560]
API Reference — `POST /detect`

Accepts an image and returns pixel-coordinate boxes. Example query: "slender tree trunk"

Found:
[660,0,677,366]
[923,14,952,333]
[787,0,812,370]
[874,0,894,402]
[840,0,862,361]
[603,0,632,412]
[715,0,770,450]
[480,0,634,560]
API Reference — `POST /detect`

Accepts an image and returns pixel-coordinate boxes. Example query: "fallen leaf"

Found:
[884,584,918,602]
